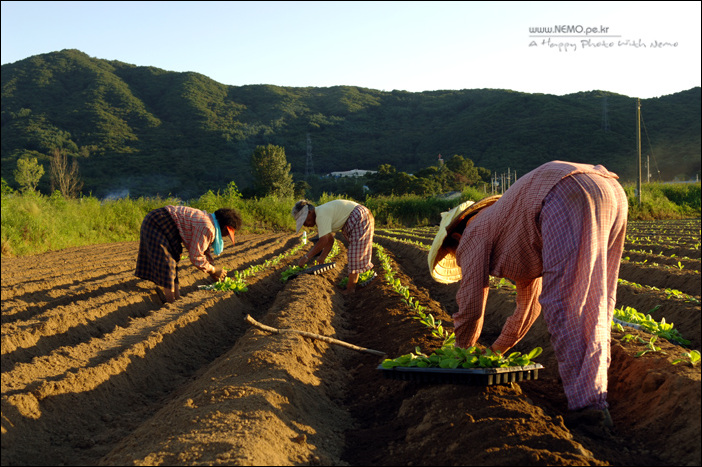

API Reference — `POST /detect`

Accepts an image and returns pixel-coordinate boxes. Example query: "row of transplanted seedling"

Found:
[625,219,701,250]
[612,305,691,346]
[372,242,544,370]
[374,232,431,250]
[622,255,700,274]
[624,249,699,265]
[617,278,700,304]
[199,241,308,293]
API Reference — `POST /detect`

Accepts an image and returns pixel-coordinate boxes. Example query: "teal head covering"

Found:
[210,213,224,256]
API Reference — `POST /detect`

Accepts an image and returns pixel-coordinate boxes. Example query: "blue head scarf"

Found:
[210,213,224,256]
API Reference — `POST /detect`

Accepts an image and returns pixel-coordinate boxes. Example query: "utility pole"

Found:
[637,99,642,206]
[305,133,314,180]
[507,167,512,190]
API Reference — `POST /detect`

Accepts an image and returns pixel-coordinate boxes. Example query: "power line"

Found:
[601,95,610,132]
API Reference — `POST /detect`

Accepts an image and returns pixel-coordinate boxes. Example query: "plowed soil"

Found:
[2,220,700,466]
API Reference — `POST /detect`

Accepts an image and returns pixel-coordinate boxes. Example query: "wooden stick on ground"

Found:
[245,314,386,357]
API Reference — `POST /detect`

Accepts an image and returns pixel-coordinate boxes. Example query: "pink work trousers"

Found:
[539,172,627,411]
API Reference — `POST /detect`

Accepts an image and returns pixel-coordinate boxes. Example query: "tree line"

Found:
[5,142,493,201]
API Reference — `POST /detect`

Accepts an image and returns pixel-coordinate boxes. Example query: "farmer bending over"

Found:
[292,199,374,294]
[428,160,627,429]
[136,205,242,303]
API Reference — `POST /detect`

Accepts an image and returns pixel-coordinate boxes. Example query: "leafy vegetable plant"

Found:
[672,350,700,367]
[613,306,691,346]
[199,276,248,293]
[635,335,666,357]
[280,265,306,282]
[338,270,376,288]
[381,345,542,369]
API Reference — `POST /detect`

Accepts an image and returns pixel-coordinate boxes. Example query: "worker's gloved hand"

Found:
[210,266,226,282]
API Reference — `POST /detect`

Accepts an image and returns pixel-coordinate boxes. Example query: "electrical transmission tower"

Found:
[601,95,610,132]
[305,133,314,179]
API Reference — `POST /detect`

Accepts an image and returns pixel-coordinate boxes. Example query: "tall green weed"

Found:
[2,182,699,257]
[624,182,701,220]
[1,192,179,256]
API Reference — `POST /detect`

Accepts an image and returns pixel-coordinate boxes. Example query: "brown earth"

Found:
[1,222,701,466]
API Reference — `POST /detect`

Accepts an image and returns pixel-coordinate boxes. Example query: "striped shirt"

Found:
[454,161,620,350]
[165,205,216,274]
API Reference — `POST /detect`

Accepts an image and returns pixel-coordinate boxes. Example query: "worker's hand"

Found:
[210,266,226,282]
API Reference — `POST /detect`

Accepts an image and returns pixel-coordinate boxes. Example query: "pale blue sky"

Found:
[1,1,700,98]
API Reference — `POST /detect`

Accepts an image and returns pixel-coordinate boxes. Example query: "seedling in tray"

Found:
[381,345,543,369]
[379,345,544,386]
[281,265,306,282]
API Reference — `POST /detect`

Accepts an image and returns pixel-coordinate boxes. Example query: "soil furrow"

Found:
[1,227,699,466]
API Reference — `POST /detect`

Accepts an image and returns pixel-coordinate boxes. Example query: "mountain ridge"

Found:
[2,49,699,198]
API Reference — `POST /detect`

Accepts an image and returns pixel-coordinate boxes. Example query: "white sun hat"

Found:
[428,195,501,284]
[291,200,311,233]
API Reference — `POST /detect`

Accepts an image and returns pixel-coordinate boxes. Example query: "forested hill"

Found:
[2,49,700,199]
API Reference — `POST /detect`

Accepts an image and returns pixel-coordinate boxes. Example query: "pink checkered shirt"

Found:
[165,205,216,274]
[454,161,620,350]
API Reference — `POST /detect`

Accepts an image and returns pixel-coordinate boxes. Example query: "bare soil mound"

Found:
[2,223,700,466]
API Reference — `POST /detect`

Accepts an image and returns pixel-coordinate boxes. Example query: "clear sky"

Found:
[1,1,700,98]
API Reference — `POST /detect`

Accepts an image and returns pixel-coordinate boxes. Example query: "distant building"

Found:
[437,191,461,200]
[329,169,377,178]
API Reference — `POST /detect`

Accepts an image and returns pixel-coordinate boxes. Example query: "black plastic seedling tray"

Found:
[306,262,336,275]
[357,271,377,288]
[378,363,544,386]
[287,262,336,280]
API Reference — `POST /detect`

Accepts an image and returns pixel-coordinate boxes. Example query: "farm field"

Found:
[1,219,700,466]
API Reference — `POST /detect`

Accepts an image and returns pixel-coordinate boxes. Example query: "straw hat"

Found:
[428,195,501,283]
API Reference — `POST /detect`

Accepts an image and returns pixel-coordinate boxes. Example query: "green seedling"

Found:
[338,270,377,288]
[672,350,701,367]
[621,333,638,343]
[281,265,306,282]
[199,276,248,293]
[635,335,666,357]
[614,306,691,346]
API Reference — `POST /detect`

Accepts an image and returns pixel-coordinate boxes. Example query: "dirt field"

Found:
[2,219,700,466]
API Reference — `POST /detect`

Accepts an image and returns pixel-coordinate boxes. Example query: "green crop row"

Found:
[373,233,431,250]
[200,241,306,293]
[617,278,700,304]
[612,305,691,346]
[373,243,454,347]
[622,257,700,274]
